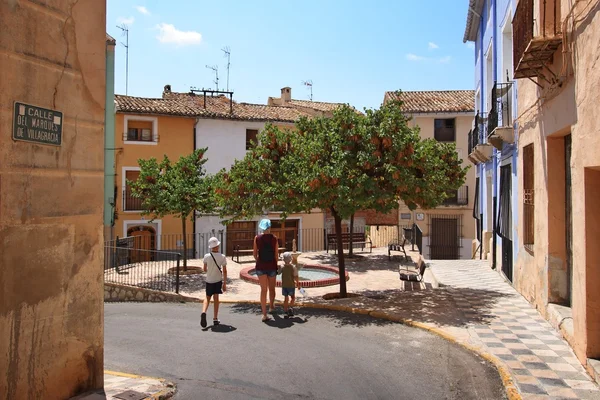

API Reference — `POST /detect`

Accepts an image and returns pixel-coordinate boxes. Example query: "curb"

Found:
[104,370,177,399]
[217,299,521,400]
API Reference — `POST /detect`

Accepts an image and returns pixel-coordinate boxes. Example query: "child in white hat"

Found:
[201,237,227,328]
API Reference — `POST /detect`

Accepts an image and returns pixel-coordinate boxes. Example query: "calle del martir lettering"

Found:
[12,102,63,146]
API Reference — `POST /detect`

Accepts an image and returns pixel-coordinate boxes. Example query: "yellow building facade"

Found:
[112,105,196,255]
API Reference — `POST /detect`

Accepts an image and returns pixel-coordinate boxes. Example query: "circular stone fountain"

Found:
[240,264,349,288]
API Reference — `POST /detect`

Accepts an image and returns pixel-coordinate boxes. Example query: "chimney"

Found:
[164,84,171,94]
[281,87,291,103]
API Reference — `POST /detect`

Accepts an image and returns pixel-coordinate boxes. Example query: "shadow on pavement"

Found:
[229,303,397,328]
[264,313,308,329]
[202,323,237,333]
[301,287,510,328]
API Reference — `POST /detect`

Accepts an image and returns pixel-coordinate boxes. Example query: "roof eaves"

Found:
[106,33,116,45]
[463,0,484,43]
[407,110,475,115]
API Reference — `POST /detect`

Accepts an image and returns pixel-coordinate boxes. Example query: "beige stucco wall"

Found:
[514,0,600,363]
[0,0,106,398]
[400,114,476,258]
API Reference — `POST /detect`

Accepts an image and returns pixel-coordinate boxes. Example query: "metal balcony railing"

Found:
[443,185,469,206]
[468,129,475,155]
[123,187,144,211]
[488,82,514,136]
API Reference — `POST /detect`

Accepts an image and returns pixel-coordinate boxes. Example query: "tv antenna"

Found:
[302,80,313,101]
[116,24,130,95]
[206,65,219,91]
[222,46,231,92]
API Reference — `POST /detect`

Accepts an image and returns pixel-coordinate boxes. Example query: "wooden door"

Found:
[128,226,155,262]
[430,218,459,260]
[226,221,257,257]
[271,219,299,251]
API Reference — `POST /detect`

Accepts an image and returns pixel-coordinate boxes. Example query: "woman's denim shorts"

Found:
[255,270,277,278]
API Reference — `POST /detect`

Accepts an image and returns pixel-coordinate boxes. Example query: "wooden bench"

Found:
[231,238,286,263]
[326,232,373,254]
[388,228,414,261]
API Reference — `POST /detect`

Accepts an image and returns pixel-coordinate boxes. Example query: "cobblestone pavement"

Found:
[70,371,175,399]
[427,260,600,400]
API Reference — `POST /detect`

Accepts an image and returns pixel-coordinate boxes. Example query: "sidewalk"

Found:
[300,258,600,400]
[70,371,175,400]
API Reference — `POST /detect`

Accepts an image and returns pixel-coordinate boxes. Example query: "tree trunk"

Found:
[182,217,188,271]
[348,213,355,258]
[332,209,348,298]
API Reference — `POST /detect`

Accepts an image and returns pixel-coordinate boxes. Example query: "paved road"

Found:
[105,303,506,400]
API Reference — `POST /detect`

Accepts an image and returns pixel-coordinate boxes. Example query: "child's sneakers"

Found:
[201,312,207,328]
[213,318,220,326]
[287,307,294,317]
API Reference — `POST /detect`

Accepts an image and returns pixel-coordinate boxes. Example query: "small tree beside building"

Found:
[129,148,215,271]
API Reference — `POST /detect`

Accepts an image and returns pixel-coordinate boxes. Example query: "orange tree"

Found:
[215,93,467,296]
[129,148,214,271]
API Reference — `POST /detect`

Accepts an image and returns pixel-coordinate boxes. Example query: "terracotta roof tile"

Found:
[114,95,198,116]
[115,92,314,122]
[288,99,346,113]
[163,92,314,122]
[384,90,475,114]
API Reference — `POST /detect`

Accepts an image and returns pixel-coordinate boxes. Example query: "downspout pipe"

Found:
[479,6,485,259]
[193,123,198,258]
[491,0,498,270]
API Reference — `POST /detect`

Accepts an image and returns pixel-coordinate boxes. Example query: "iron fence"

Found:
[413,223,423,255]
[469,113,487,154]
[488,82,514,136]
[104,246,182,293]
[123,187,144,211]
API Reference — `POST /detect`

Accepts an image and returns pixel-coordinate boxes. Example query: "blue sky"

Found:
[107,1,475,111]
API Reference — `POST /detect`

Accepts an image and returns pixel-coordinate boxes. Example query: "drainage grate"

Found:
[114,390,149,400]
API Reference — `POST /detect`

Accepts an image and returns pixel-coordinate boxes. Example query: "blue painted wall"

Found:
[472,0,519,270]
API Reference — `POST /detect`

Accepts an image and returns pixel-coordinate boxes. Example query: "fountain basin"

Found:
[240,264,348,288]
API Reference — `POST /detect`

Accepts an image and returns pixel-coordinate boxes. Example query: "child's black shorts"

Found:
[206,281,223,296]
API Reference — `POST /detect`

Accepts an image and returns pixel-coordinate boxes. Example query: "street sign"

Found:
[12,102,62,146]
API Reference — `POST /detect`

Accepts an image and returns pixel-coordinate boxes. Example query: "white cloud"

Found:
[428,42,439,50]
[406,53,426,61]
[406,53,451,64]
[136,6,150,15]
[466,42,475,49]
[117,16,135,25]
[156,23,202,46]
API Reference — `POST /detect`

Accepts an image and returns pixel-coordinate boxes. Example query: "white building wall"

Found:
[195,119,267,175]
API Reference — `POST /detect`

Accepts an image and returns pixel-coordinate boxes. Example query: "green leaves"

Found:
[129,148,215,222]
[214,91,468,222]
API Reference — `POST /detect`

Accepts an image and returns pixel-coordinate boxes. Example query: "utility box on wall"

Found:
[0,1,107,399]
